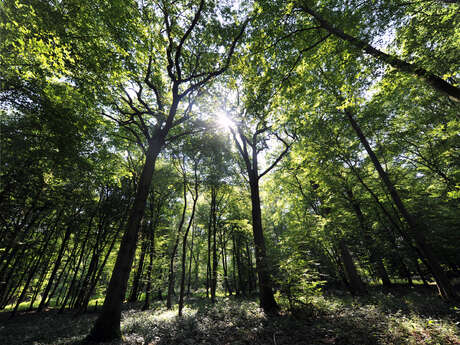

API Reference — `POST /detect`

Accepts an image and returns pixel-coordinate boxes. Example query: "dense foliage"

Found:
[1,0,459,342]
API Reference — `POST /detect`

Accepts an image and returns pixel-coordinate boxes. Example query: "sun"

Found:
[216,110,234,130]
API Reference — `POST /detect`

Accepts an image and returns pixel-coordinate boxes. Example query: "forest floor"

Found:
[0,286,459,345]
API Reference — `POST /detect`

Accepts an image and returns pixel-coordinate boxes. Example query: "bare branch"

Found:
[161,3,176,82]
[165,128,204,143]
[180,18,249,97]
[171,90,202,128]
[230,126,252,173]
[145,56,165,111]
[258,133,291,180]
[175,0,205,82]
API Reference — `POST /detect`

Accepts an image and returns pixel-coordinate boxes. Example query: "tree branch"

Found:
[258,133,291,180]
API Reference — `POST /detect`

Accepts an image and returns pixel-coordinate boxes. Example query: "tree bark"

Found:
[167,169,188,310]
[249,177,279,312]
[87,136,164,342]
[128,232,148,303]
[37,224,72,312]
[345,109,457,300]
[210,186,218,303]
[338,240,367,295]
[186,224,195,296]
[230,126,280,313]
[178,167,198,316]
[142,223,155,311]
[343,187,391,287]
[59,215,93,313]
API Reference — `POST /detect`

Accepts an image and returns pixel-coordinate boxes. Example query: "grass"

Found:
[0,286,459,345]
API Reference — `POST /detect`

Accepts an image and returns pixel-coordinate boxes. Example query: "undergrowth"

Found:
[0,287,458,345]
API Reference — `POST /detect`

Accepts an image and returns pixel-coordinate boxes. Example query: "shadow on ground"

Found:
[1,287,459,345]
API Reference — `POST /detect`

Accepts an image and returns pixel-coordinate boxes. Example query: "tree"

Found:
[87,1,248,340]
[227,110,290,312]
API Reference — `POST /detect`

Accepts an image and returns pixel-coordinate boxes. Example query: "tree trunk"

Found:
[179,166,199,316]
[79,218,123,314]
[59,216,92,313]
[339,240,367,295]
[234,233,245,295]
[194,241,200,292]
[246,241,254,294]
[345,109,457,300]
[401,260,414,287]
[248,177,279,312]
[10,228,54,317]
[142,225,155,311]
[206,202,212,299]
[167,171,188,310]
[344,187,391,287]
[178,196,198,315]
[230,125,282,313]
[87,137,163,342]
[186,225,195,296]
[210,186,218,303]
[128,233,148,303]
[37,224,72,312]
[414,259,429,287]
[375,258,392,287]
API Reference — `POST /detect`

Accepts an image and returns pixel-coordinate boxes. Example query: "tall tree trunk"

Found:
[232,233,239,295]
[210,186,218,303]
[167,171,188,310]
[37,224,73,312]
[338,240,367,295]
[234,233,245,295]
[87,136,164,342]
[128,233,148,303]
[246,241,255,294]
[230,125,285,313]
[343,187,391,287]
[10,228,54,317]
[194,241,200,291]
[80,222,122,314]
[206,203,212,299]
[142,225,155,311]
[178,177,198,316]
[221,242,232,295]
[186,225,195,296]
[248,177,279,312]
[345,109,457,300]
[59,216,93,313]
